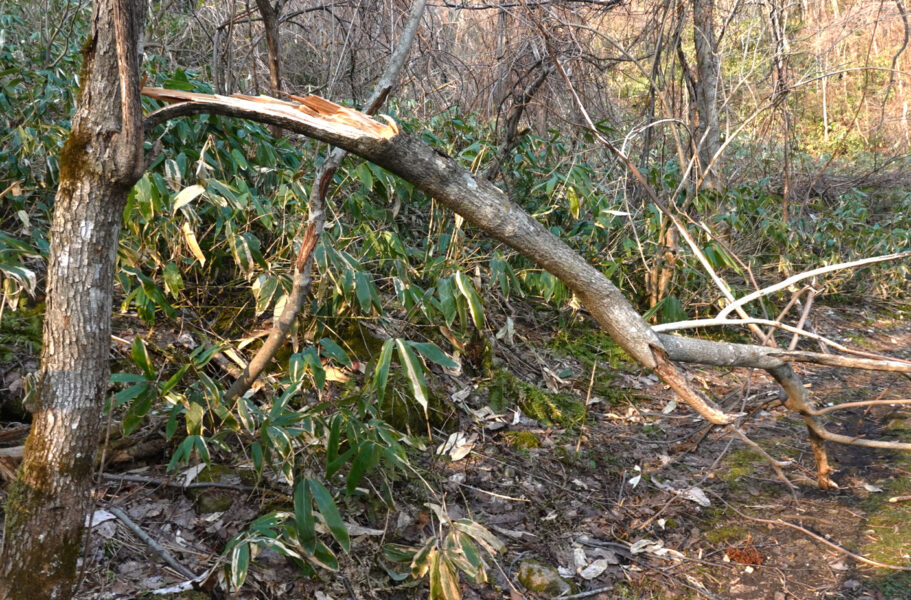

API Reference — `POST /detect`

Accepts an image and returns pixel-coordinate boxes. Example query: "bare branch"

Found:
[717,250,911,319]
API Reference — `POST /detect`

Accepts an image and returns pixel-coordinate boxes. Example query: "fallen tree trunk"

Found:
[143,88,734,426]
[142,88,911,486]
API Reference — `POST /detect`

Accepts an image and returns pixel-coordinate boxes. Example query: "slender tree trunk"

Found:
[0,1,147,598]
[692,0,722,189]
[255,0,283,137]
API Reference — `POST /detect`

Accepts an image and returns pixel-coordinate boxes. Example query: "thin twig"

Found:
[788,288,817,351]
[102,472,258,491]
[110,507,199,580]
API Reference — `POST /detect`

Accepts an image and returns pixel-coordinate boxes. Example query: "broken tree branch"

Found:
[141,83,908,481]
[220,0,427,406]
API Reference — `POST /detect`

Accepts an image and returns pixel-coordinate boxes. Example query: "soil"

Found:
[3,306,911,600]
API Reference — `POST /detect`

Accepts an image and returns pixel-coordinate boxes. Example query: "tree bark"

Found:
[0,1,147,598]
[692,0,722,189]
[254,0,284,138]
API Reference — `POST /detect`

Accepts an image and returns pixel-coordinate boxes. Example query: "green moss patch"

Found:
[486,370,585,428]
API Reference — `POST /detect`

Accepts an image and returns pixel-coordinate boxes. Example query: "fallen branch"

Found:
[717,250,911,319]
[110,507,198,580]
[140,78,911,484]
[657,334,911,374]
[655,318,911,371]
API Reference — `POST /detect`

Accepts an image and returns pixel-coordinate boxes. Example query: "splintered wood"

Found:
[141,87,399,140]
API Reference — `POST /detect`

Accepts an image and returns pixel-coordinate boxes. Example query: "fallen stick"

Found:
[110,507,198,580]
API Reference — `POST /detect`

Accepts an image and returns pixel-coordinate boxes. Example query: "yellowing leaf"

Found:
[181,221,206,266]
[395,338,428,412]
[172,184,206,213]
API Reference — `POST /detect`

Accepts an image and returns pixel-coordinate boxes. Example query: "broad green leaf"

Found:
[444,531,485,583]
[308,539,339,571]
[160,364,190,395]
[163,262,183,298]
[436,278,457,326]
[326,446,356,479]
[185,402,205,435]
[372,338,395,402]
[308,479,349,552]
[408,341,458,369]
[354,271,380,314]
[319,338,352,367]
[346,440,378,495]
[230,232,255,275]
[383,543,418,563]
[231,148,249,170]
[112,382,149,407]
[252,274,279,316]
[230,542,250,590]
[395,338,428,412]
[326,414,342,467]
[454,271,484,330]
[109,373,149,384]
[354,161,374,190]
[131,336,154,379]
[294,479,316,554]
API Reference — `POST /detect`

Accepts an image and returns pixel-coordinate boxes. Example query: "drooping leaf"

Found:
[131,336,154,378]
[454,271,484,330]
[346,440,378,495]
[319,337,352,367]
[395,338,428,412]
[308,478,350,552]
[372,338,395,402]
[452,519,505,555]
[429,550,461,600]
[172,184,205,213]
[229,542,251,590]
[294,478,316,554]
[408,341,458,369]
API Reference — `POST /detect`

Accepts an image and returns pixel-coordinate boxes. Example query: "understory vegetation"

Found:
[1,1,910,598]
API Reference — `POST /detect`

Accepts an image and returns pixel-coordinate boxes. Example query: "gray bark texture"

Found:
[0,1,148,598]
[692,0,722,188]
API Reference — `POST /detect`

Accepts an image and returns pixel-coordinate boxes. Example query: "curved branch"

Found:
[716,250,911,319]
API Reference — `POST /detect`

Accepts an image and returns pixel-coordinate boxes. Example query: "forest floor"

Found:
[3,304,911,600]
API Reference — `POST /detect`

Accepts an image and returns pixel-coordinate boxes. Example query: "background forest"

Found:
[1,0,911,598]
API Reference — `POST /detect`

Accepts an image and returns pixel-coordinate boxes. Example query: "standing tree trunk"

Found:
[255,0,284,138]
[0,1,147,598]
[692,0,722,189]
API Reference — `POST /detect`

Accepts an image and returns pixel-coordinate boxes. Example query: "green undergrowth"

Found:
[486,369,585,428]
[0,304,42,362]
